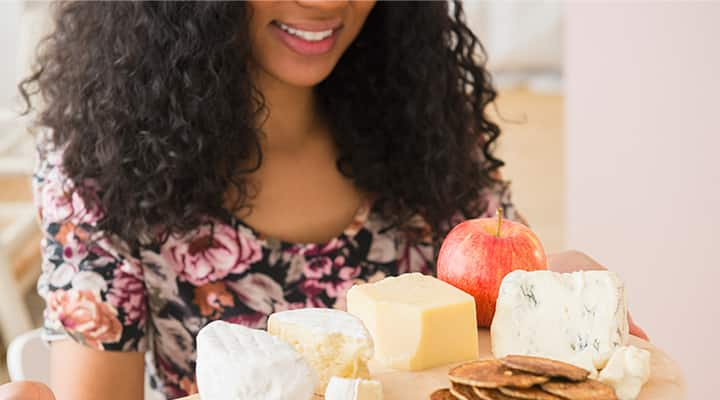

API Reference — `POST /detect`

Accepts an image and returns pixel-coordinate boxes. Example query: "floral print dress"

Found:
[34,145,525,399]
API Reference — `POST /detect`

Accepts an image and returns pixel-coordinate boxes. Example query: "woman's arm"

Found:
[548,250,649,340]
[547,250,605,273]
[26,152,150,399]
[50,340,144,400]
[0,341,143,400]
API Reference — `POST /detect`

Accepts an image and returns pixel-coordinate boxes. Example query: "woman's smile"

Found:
[270,19,343,56]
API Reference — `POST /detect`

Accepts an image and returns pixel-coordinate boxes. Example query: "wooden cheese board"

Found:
[177,329,686,400]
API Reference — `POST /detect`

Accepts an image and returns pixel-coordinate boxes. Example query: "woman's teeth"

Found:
[275,21,334,42]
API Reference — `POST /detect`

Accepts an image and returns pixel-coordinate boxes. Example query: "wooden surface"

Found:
[492,88,565,253]
[178,329,686,400]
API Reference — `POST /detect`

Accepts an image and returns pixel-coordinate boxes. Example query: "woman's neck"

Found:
[253,68,325,152]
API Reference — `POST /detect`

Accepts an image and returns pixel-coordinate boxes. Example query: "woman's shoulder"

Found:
[33,141,105,230]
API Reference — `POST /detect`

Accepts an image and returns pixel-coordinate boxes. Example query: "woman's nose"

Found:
[295,0,349,11]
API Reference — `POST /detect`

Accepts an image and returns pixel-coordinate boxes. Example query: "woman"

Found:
[5,1,645,400]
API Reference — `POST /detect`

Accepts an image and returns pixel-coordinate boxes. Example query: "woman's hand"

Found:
[548,250,650,341]
[0,381,55,400]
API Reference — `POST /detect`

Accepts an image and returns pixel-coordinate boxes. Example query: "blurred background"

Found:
[0,1,717,399]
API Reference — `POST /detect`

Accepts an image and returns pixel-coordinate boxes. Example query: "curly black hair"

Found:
[20,1,503,245]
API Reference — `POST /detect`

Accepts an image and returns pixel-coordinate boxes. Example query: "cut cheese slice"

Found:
[267,308,373,394]
[325,377,383,400]
[347,273,479,371]
[196,320,317,400]
[598,345,651,400]
[491,270,629,376]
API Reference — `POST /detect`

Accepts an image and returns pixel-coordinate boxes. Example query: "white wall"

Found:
[565,3,720,399]
[0,1,22,109]
[464,2,562,74]
[0,1,53,110]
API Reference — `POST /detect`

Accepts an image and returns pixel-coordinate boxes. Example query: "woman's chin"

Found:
[261,58,338,88]
[279,70,334,88]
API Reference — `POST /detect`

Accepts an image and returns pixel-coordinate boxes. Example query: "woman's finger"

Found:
[628,312,650,341]
[0,381,56,400]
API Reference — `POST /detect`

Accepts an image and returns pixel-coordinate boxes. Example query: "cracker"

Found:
[498,386,564,400]
[430,388,456,400]
[500,355,590,382]
[450,382,481,400]
[541,379,618,400]
[472,387,520,400]
[448,359,549,388]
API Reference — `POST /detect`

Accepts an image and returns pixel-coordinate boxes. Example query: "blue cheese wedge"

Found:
[491,270,629,376]
[196,320,317,400]
[325,377,383,400]
[598,345,651,400]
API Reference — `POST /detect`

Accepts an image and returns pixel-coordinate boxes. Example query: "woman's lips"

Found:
[271,20,343,56]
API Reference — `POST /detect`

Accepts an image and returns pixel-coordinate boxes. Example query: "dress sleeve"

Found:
[33,148,148,352]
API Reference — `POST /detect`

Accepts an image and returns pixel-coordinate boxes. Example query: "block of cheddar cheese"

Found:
[347,273,479,371]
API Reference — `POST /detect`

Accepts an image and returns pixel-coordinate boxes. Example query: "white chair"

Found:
[0,0,51,347]
[6,328,50,384]
[0,203,38,345]
[0,109,34,175]
[0,107,40,346]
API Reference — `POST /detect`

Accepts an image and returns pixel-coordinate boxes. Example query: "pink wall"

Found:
[565,3,720,399]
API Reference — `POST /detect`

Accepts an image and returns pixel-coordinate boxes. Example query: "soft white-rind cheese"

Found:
[324,377,383,400]
[598,345,651,400]
[196,320,317,400]
[267,308,374,394]
[491,270,629,375]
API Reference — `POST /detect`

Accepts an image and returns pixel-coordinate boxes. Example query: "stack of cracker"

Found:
[431,355,618,400]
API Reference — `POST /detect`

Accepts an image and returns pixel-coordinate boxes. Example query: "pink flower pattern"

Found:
[46,290,123,350]
[38,167,105,227]
[161,222,262,286]
[35,144,524,399]
[107,260,147,326]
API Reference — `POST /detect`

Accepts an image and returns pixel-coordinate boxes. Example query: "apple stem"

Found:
[496,207,503,238]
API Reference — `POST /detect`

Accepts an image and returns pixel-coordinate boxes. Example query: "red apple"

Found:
[437,209,547,327]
